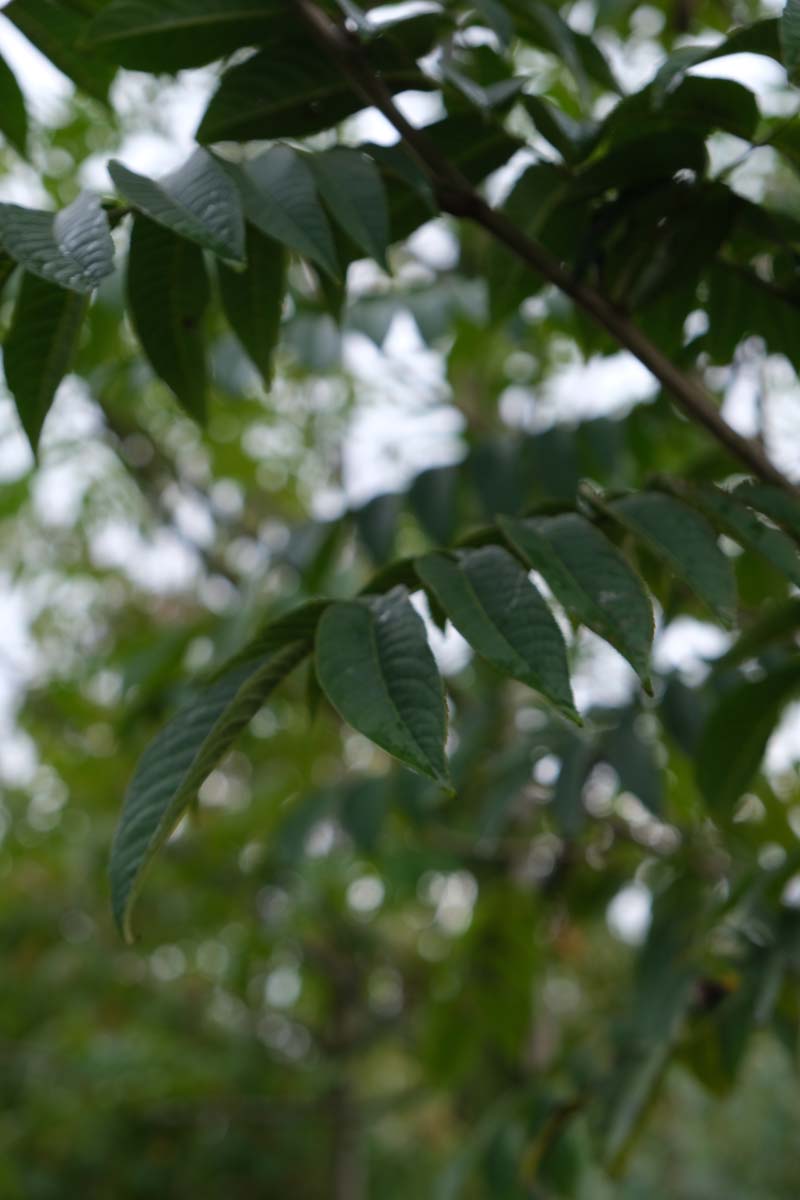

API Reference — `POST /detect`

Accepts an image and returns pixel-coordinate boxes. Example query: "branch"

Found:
[295,0,796,493]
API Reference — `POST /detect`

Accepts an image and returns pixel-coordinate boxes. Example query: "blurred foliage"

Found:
[1,0,800,1196]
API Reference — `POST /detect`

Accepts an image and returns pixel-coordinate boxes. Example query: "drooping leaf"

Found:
[108,149,244,263]
[505,0,619,96]
[500,513,654,687]
[223,147,339,279]
[672,482,800,587]
[84,0,285,72]
[310,148,390,270]
[218,224,287,389]
[712,598,800,674]
[4,0,116,101]
[0,192,114,293]
[110,641,308,941]
[196,33,431,144]
[601,706,663,816]
[695,663,800,817]
[0,51,27,156]
[415,546,579,722]
[522,95,599,163]
[604,492,737,627]
[315,587,450,786]
[3,273,89,453]
[126,214,210,421]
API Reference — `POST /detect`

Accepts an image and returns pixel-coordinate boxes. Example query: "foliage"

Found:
[2,0,800,1194]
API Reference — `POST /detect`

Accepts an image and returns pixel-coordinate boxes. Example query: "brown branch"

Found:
[295,0,796,493]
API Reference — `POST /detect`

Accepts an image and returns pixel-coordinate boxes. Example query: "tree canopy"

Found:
[2,0,800,1194]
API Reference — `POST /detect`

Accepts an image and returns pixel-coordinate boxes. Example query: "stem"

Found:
[295,0,796,493]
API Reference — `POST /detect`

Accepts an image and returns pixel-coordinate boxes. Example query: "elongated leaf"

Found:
[733,482,800,543]
[126,214,210,421]
[224,147,338,279]
[712,598,800,674]
[673,482,800,587]
[315,587,450,786]
[506,0,619,95]
[605,493,736,626]
[785,0,800,84]
[409,464,460,545]
[310,149,390,270]
[0,51,27,156]
[4,273,88,453]
[84,0,284,71]
[696,663,800,817]
[218,224,286,389]
[651,18,780,103]
[500,514,654,686]
[4,0,116,101]
[109,149,244,263]
[196,36,430,145]
[111,641,308,941]
[415,546,579,722]
[0,192,114,293]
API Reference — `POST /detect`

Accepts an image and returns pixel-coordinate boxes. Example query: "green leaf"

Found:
[223,147,339,279]
[712,598,800,674]
[315,587,451,787]
[309,149,390,270]
[695,663,800,817]
[196,34,431,144]
[672,482,800,588]
[604,492,736,627]
[522,95,599,164]
[108,149,244,263]
[4,0,116,102]
[126,214,210,421]
[506,0,620,97]
[500,513,654,687]
[0,192,114,293]
[415,546,579,722]
[353,493,401,565]
[784,0,800,84]
[651,19,780,104]
[0,51,27,156]
[218,224,286,389]
[84,0,284,72]
[409,464,461,545]
[110,641,308,941]
[733,482,800,544]
[3,273,89,454]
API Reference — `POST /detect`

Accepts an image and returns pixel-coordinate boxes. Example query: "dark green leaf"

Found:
[353,493,401,565]
[223,147,339,279]
[126,214,210,421]
[196,35,431,144]
[605,492,736,627]
[733,482,800,544]
[111,641,308,941]
[500,513,654,686]
[4,0,116,101]
[310,148,390,270]
[409,464,461,545]
[315,587,450,786]
[0,192,114,293]
[696,663,800,817]
[218,224,286,389]
[4,273,88,454]
[673,482,800,588]
[0,51,27,155]
[109,149,245,263]
[652,19,780,103]
[784,0,800,84]
[415,546,579,721]
[84,0,285,71]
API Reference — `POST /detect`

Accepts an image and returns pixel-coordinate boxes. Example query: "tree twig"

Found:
[295,0,796,493]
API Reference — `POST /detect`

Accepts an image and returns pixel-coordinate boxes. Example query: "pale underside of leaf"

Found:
[0,192,114,293]
[109,150,245,263]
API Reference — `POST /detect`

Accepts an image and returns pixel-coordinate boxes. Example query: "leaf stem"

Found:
[295,0,796,493]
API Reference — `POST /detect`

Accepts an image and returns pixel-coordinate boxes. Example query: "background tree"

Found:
[1,0,800,1194]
